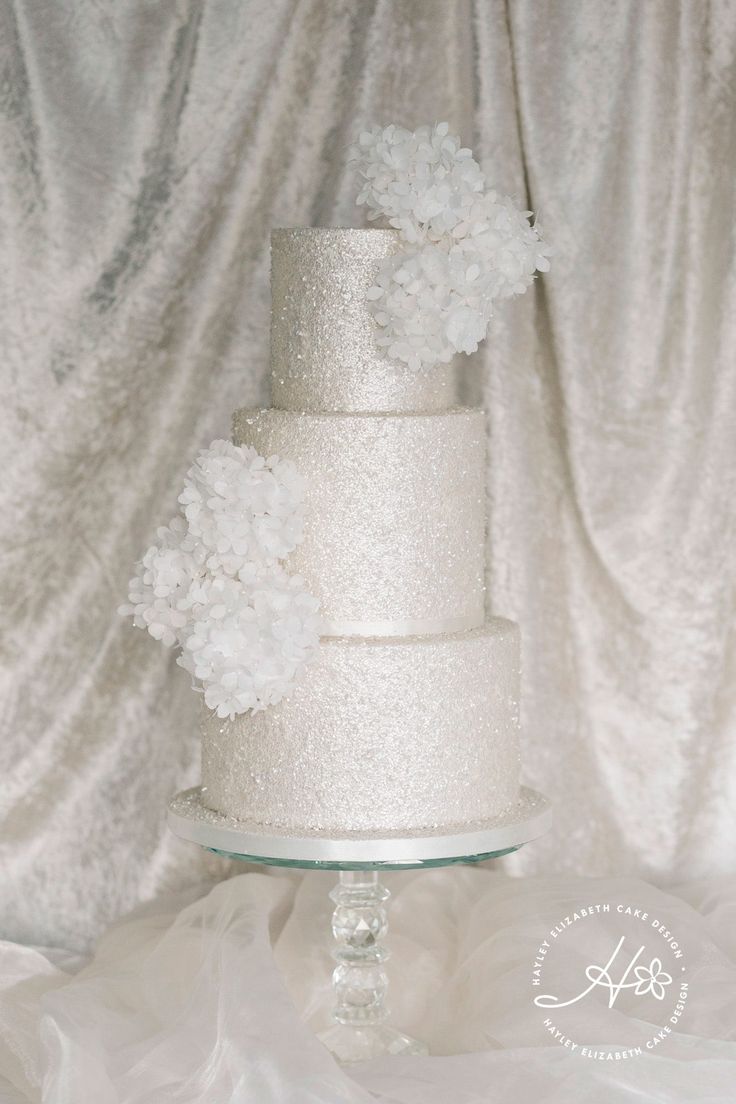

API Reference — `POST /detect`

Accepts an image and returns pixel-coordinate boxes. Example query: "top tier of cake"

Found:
[270,229,456,413]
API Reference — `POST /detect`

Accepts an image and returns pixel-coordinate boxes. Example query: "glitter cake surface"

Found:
[201,620,521,833]
[200,227,524,838]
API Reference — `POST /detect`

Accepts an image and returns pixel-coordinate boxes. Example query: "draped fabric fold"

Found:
[1,0,735,953]
[1,871,734,1103]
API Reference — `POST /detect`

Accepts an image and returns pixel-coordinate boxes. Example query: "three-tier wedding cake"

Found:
[202,227,521,832]
[123,123,550,842]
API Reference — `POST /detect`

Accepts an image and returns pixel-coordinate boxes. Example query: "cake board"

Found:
[168,785,552,1062]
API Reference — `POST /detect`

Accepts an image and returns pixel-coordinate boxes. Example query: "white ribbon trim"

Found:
[168,786,553,864]
[320,613,481,639]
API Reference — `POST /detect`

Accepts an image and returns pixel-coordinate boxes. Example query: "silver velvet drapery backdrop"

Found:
[1,0,735,951]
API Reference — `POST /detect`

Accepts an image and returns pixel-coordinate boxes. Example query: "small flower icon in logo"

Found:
[633,958,673,1000]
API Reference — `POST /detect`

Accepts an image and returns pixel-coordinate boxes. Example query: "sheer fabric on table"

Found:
[0,869,733,1103]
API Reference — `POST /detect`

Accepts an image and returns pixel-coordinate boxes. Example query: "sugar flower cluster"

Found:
[120,440,321,718]
[352,122,552,368]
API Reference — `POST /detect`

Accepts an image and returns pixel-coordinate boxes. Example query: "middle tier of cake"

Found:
[201,618,521,833]
[233,406,486,634]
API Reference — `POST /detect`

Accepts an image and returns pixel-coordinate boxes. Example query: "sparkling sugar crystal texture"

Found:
[198,225,525,836]
[232,406,486,632]
[270,228,456,413]
[201,620,521,832]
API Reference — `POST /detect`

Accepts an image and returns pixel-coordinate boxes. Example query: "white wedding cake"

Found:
[200,227,521,833]
[124,124,550,842]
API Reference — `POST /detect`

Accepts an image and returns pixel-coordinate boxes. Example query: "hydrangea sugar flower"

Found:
[120,440,321,718]
[351,122,552,368]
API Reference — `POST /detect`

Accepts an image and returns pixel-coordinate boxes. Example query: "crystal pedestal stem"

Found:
[331,871,389,1026]
[318,870,427,1063]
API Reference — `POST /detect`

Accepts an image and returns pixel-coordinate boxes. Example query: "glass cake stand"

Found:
[168,785,552,1063]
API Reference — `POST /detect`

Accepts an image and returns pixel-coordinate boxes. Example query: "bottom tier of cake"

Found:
[200,618,521,834]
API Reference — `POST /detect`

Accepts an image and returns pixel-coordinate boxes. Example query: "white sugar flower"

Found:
[445,303,489,355]
[352,122,485,244]
[353,122,552,367]
[461,191,552,299]
[118,517,205,646]
[178,439,305,570]
[120,440,320,715]
[179,567,321,719]
[367,242,497,368]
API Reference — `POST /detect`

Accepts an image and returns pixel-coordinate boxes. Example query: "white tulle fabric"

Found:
[0,870,733,1103]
